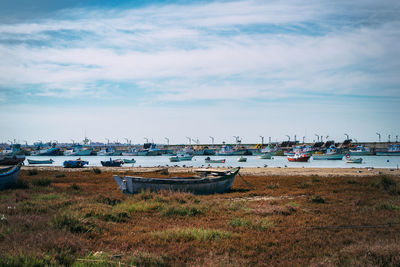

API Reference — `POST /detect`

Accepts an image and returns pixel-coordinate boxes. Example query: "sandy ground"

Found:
[21,165,400,177]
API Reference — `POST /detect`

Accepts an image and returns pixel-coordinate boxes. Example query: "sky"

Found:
[0,0,399,145]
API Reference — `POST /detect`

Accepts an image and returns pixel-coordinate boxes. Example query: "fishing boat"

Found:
[0,155,26,165]
[205,157,225,163]
[27,159,54,164]
[123,159,136,164]
[0,165,21,190]
[346,158,363,163]
[237,156,247,162]
[287,153,311,162]
[113,167,240,194]
[349,145,374,156]
[312,145,344,160]
[170,154,193,162]
[376,145,400,156]
[63,159,89,168]
[101,158,124,167]
[31,147,60,156]
[258,153,272,159]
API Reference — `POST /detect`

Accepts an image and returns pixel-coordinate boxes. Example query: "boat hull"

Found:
[0,165,21,190]
[27,159,54,164]
[63,160,89,168]
[287,156,310,162]
[346,158,363,163]
[312,154,344,160]
[376,152,400,156]
[114,168,240,195]
[205,159,225,163]
[0,155,25,165]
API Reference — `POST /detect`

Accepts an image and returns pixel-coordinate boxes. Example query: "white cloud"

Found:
[0,0,399,103]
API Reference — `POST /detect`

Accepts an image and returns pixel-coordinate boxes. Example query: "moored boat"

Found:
[63,159,89,168]
[258,153,272,159]
[346,158,363,163]
[0,165,22,190]
[376,145,400,156]
[312,145,343,160]
[205,157,225,163]
[237,156,247,162]
[123,159,136,164]
[287,153,310,162]
[113,167,240,194]
[101,158,124,167]
[27,159,54,164]
[169,154,193,162]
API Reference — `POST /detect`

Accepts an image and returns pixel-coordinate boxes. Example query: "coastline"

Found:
[20,165,400,177]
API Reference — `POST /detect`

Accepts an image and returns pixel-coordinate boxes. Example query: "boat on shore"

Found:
[27,159,54,164]
[205,157,225,163]
[113,167,240,194]
[0,155,26,165]
[287,153,311,162]
[101,158,124,167]
[0,165,21,190]
[63,159,89,168]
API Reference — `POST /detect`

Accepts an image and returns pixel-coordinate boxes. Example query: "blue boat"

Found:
[63,159,89,168]
[0,165,21,190]
[101,158,124,167]
[28,159,54,164]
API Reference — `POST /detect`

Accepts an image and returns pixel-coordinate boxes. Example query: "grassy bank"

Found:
[0,169,399,266]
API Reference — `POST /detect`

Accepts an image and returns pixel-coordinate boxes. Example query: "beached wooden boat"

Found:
[123,159,136,164]
[0,165,21,190]
[205,157,225,163]
[114,167,240,195]
[287,153,310,162]
[27,159,54,164]
[0,155,25,165]
[101,159,124,167]
[63,159,89,168]
[237,156,247,162]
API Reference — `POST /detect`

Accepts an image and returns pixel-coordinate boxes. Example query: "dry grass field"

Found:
[1,167,400,266]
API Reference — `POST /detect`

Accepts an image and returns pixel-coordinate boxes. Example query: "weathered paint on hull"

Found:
[0,165,21,190]
[114,168,240,195]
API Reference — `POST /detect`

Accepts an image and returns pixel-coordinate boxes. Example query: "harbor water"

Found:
[24,155,400,169]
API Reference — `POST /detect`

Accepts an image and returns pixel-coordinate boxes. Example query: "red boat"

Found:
[287,153,311,162]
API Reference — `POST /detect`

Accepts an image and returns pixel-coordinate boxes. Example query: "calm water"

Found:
[25,155,400,169]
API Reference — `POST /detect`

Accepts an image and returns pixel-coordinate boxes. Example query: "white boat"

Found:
[376,145,400,156]
[349,145,373,156]
[346,157,363,163]
[169,153,193,162]
[258,153,272,159]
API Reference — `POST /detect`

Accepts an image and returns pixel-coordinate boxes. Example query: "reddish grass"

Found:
[0,169,399,266]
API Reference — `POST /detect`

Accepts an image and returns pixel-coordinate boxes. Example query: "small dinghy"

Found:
[28,159,54,164]
[205,157,226,163]
[123,159,136,164]
[101,158,124,167]
[237,156,247,162]
[63,158,89,168]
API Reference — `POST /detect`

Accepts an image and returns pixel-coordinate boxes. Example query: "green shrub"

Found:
[161,206,203,217]
[32,178,52,187]
[28,169,38,176]
[93,168,102,174]
[69,183,81,190]
[52,212,93,233]
[380,175,397,194]
[374,203,400,211]
[153,228,233,242]
[97,196,121,206]
[311,195,325,203]
[267,184,279,189]
[347,179,358,184]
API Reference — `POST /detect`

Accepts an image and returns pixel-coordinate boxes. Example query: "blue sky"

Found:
[0,0,399,144]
